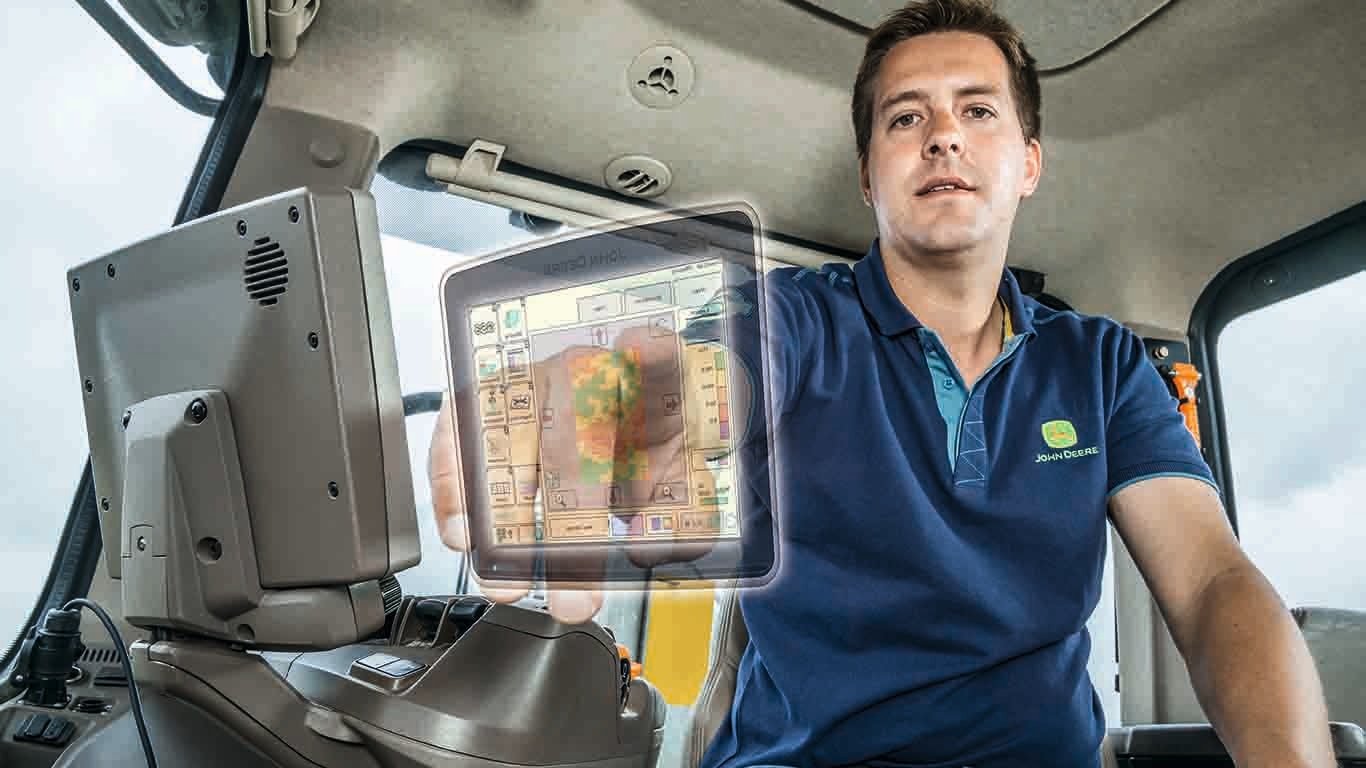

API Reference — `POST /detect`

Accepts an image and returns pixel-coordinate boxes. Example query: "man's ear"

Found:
[1020,138,1042,199]
[859,158,872,207]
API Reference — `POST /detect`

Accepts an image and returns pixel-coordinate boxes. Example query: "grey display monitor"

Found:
[66,187,419,647]
[440,204,779,588]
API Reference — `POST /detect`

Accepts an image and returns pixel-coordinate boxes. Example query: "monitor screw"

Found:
[308,332,319,349]
[328,482,339,499]
[236,220,247,237]
[72,277,81,292]
[187,399,208,424]
[289,206,300,223]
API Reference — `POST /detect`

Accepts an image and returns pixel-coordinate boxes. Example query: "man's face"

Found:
[860,31,1041,259]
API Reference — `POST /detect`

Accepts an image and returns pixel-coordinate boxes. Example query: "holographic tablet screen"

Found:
[440,208,776,585]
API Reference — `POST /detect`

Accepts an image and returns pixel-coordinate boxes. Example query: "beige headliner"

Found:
[264,0,1366,336]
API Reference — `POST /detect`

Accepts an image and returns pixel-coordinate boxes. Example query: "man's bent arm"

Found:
[1184,559,1334,767]
[1109,476,1336,768]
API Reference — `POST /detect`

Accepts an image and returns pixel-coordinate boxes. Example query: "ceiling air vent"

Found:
[627,45,695,109]
[244,236,288,306]
[605,155,672,198]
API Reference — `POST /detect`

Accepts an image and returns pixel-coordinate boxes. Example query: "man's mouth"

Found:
[916,177,975,196]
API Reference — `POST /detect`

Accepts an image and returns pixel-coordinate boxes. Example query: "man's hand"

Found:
[430,390,604,616]
[428,322,715,624]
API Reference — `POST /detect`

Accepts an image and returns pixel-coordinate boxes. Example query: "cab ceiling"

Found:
[794,0,1172,69]
[262,0,1366,335]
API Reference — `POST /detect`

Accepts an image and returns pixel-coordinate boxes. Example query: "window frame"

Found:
[1189,199,1366,535]
[0,1,268,675]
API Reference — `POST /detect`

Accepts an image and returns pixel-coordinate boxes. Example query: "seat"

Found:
[1292,606,1366,729]
[681,587,1119,768]
[683,587,749,768]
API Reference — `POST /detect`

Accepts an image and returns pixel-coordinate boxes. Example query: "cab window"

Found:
[0,3,223,638]
[1215,221,1366,611]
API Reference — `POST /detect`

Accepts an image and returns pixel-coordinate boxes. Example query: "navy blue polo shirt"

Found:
[693,240,1218,768]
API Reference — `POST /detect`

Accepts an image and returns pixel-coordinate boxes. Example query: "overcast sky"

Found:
[0,4,223,629]
[1,0,1361,713]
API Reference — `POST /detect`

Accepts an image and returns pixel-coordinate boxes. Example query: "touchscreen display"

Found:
[466,259,740,547]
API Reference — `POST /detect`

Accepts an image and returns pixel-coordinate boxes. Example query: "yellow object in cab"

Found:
[641,581,715,707]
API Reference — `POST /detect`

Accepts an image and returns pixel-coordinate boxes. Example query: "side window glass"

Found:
[0,4,227,637]
[1218,268,1366,610]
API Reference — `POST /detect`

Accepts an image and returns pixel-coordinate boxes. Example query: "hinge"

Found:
[425,140,508,192]
[246,0,321,61]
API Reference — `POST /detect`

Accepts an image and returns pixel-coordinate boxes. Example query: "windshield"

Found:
[0,2,229,635]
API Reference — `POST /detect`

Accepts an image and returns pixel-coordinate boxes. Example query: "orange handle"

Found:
[1165,362,1202,446]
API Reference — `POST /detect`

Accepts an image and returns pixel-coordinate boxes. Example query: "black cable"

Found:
[62,598,156,768]
[73,0,222,117]
[402,389,474,595]
[634,567,651,663]
[774,0,1183,76]
[45,390,436,768]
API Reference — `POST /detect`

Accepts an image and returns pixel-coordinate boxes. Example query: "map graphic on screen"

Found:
[467,259,739,547]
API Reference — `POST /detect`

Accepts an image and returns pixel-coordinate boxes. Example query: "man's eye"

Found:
[892,114,918,128]
[967,106,995,119]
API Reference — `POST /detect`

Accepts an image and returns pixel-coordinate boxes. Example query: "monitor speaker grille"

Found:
[244,236,288,306]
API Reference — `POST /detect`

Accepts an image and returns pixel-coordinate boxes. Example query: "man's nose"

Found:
[922,113,964,158]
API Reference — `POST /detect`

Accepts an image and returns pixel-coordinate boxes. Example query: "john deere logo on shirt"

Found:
[1042,420,1078,449]
[1036,420,1100,463]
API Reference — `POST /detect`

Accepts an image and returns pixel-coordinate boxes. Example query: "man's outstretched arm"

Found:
[1109,476,1335,768]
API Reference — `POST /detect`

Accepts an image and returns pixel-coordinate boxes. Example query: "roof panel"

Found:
[798,0,1173,69]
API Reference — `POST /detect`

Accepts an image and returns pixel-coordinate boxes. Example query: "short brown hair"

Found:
[851,0,1041,162]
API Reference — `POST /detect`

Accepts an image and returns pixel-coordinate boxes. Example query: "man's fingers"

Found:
[614,323,676,370]
[429,392,469,553]
[428,343,710,626]
[480,580,535,604]
[547,589,605,624]
[624,539,714,569]
[438,511,468,554]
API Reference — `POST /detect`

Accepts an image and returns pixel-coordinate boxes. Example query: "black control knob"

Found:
[15,609,85,708]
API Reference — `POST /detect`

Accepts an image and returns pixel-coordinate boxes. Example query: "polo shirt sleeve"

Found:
[678,268,813,449]
[1104,328,1220,499]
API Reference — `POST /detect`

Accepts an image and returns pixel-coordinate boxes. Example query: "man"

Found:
[429,0,1336,765]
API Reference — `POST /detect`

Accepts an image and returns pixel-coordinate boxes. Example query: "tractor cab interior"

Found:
[0,1,1364,767]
